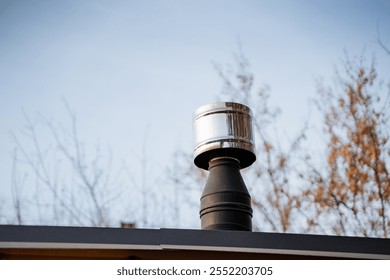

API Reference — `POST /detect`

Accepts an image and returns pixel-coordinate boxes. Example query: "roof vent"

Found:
[193,102,256,231]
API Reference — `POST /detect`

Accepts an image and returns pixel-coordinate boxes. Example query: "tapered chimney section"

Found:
[193,102,256,231]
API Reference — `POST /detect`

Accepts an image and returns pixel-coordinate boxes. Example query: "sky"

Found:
[0,0,389,227]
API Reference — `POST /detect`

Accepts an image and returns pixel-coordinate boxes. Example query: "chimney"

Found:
[193,102,256,231]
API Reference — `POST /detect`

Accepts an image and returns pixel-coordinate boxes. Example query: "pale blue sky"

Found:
[0,0,389,226]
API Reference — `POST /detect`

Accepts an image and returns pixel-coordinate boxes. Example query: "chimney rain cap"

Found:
[193,102,256,170]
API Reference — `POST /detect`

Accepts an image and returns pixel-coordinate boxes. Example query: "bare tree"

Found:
[7,100,183,228]
[10,101,127,227]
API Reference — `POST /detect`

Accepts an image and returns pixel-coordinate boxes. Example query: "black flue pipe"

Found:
[200,157,253,231]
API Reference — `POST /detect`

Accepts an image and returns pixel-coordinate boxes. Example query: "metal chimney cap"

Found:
[193,102,256,170]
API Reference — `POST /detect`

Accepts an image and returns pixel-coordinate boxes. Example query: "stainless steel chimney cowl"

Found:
[193,102,256,231]
[193,102,256,170]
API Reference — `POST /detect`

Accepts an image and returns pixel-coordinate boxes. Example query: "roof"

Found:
[1,225,389,259]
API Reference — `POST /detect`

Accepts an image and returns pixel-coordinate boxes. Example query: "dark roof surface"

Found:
[1,225,389,259]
